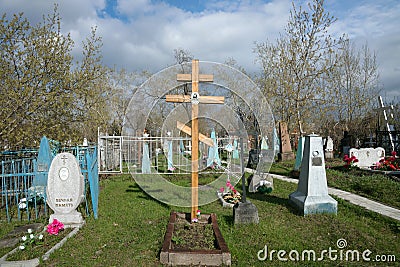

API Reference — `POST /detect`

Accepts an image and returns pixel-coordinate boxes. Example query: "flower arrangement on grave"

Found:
[343,154,359,169]
[372,151,399,171]
[219,180,241,204]
[256,180,273,194]
[9,219,66,261]
[18,228,44,251]
[18,219,64,250]
[18,187,46,210]
[192,209,201,223]
[46,219,65,235]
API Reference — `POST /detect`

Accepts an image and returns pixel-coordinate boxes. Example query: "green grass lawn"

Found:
[1,162,399,266]
[1,175,387,266]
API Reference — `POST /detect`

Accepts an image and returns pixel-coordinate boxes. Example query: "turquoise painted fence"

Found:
[1,137,99,222]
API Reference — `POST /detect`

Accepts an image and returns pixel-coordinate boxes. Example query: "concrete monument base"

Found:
[289,192,337,215]
[50,211,84,228]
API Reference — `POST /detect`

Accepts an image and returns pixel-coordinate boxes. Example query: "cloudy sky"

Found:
[1,0,399,100]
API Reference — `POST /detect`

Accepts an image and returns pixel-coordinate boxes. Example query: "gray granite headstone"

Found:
[289,134,337,215]
[47,152,85,227]
[233,202,259,224]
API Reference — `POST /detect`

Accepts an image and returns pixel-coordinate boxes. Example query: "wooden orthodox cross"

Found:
[166,59,224,221]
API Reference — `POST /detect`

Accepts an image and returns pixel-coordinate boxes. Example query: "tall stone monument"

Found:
[47,152,85,227]
[289,134,337,215]
[278,121,294,161]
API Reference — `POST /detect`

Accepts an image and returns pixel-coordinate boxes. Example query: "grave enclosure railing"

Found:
[98,134,244,177]
[1,144,99,223]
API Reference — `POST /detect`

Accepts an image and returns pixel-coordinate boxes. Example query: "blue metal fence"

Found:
[1,137,99,222]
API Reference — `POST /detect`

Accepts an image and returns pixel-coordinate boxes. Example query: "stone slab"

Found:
[0,224,44,249]
[233,201,259,224]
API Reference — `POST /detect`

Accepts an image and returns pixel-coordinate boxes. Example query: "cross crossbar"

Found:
[166,95,224,104]
[177,73,214,82]
[177,121,215,147]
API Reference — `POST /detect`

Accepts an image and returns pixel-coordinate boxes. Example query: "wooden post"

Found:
[166,59,224,221]
[191,60,199,221]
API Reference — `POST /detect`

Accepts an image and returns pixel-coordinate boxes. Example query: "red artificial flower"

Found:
[46,219,64,235]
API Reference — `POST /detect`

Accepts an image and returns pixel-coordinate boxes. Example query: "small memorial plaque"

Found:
[37,163,48,172]
[312,157,323,166]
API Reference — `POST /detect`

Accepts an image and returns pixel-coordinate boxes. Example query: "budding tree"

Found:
[255,0,342,135]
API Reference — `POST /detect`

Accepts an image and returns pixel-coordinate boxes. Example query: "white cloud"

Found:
[1,0,398,99]
[328,0,400,99]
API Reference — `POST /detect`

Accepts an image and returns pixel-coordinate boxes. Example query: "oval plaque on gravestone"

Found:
[46,152,84,215]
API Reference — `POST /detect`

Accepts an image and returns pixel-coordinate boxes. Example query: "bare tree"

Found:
[319,39,381,143]
[255,0,343,135]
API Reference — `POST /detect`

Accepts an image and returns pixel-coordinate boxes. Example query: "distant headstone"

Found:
[141,133,151,173]
[47,152,85,227]
[232,139,239,159]
[324,136,334,159]
[349,147,385,169]
[278,121,294,161]
[294,136,305,171]
[273,127,280,156]
[289,134,337,215]
[35,136,53,186]
[28,136,54,201]
[207,130,221,167]
[340,131,352,156]
[248,173,273,193]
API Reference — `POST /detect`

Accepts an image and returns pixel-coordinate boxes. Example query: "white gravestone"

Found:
[349,147,385,169]
[47,152,85,227]
[248,173,273,193]
[324,136,334,159]
[289,134,337,215]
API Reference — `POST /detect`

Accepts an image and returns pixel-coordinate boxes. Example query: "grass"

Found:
[270,158,400,209]
[6,228,73,261]
[0,174,396,266]
[1,163,399,266]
